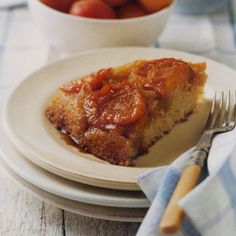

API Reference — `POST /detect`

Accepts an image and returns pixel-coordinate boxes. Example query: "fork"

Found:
[159,90,236,234]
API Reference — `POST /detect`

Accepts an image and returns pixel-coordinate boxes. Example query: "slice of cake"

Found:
[45,58,207,166]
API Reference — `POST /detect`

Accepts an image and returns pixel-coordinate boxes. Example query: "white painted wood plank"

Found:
[0,172,63,236]
[64,211,140,236]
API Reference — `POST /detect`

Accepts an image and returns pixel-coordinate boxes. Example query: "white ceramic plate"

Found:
[3,47,236,190]
[0,114,149,208]
[0,156,146,222]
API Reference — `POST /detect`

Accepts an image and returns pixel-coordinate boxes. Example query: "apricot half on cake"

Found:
[45,58,207,166]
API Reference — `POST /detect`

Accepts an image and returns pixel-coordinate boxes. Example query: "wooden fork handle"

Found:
[159,165,201,234]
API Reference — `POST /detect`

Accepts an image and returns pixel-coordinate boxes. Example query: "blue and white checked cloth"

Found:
[137,129,236,236]
[0,1,236,236]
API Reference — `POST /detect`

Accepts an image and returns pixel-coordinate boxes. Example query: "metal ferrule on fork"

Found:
[187,149,208,167]
[187,130,214,167]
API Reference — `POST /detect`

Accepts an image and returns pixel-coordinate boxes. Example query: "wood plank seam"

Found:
[40,202,47,236]
[62,209,66,236]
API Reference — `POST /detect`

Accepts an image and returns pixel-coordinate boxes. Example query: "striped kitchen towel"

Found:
[137,128,236,236]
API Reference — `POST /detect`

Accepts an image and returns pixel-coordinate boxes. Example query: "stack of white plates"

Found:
[1,47,234,222]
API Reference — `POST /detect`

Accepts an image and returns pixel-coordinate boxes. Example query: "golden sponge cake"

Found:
[45,58,207,166]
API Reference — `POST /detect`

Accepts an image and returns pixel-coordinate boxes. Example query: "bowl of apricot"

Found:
[28,0,174,54]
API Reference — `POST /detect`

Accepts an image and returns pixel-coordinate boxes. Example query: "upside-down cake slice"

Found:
[45,58,207,166]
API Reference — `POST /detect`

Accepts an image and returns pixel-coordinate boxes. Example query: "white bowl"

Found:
[28,0,174,55]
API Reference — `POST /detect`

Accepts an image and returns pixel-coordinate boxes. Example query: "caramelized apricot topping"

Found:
[84,80,145,127]
[61,68,112,94]
[137,58,194,96]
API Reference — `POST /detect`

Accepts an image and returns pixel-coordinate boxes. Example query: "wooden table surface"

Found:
[0,171,140,236]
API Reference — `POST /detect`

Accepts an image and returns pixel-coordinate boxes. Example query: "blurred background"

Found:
[0,0,235,88]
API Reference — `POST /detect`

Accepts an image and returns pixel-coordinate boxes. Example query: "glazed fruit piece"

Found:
[118,1,146,18]
[41,0,76,12]
[102,0,127,6]
[138,0,172,12]
[69,0,116,19]
[45,58,207,166]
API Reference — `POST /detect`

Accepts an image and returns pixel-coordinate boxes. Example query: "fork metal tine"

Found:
[221,90,231,127]
[219,91,227,127]
[232,90,236,125]
[214,91,225,128]
[210,92,221,129]
[225,90,236,128]
[234,90,236,122]
[204,92,216,130]
[226,90,231,125]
